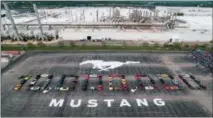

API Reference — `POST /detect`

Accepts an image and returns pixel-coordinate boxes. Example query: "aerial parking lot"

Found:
[1,51,212,117]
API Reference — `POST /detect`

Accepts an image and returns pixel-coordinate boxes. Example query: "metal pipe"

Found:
[33,4,44,40]
[3,2,21,41]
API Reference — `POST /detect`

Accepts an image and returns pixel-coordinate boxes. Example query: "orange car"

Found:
[14,84,22,91]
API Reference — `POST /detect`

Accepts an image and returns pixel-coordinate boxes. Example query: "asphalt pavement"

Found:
[1,51,212,117]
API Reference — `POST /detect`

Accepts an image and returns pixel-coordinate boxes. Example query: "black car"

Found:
[20,79,27,85]
[98,79,103,85]
[82,80,89,91]
[48,74,53,79]
[35,75,41,80]
[150,79,156,85]
[69,78,79,90]
[121,75,125,79]
[18,75,25,79]
[41,79,51,90]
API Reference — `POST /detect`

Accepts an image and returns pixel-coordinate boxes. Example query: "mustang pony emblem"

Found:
[79,60,140,71]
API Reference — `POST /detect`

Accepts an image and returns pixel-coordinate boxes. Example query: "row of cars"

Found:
[14,73,206,93]
[14,74,79,93]
[179,74,206,90]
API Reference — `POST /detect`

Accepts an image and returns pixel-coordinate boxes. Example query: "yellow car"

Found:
[108,85,113,91]
[14,84,21,91]
[24,76,31,80]
[121,79,126,84]
[161,74,168,79]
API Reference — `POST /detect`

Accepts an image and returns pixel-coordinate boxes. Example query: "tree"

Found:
[69,41,76,47]
[102,41,106,47]
[142,42,149,47]
[26,42,36,49]
[183,44,190,50]
[154,42,160,48]
[58,41,64,47]
[122,41,127,47]
[37,41,47,47]
[173,42,182,50]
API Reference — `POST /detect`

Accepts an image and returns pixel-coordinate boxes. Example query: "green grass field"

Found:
[1,42,212,52]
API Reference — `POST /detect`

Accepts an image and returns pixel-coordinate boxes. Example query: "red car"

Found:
[164,84,179,90]
[164,84,170,90]
[98,75,102,79]
[122,84,128,91]
[153,85,160,90]
[135,74,141,80]
[84,75,89,80]
[97,85,103,91]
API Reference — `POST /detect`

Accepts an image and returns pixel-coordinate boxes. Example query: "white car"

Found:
[30,86,40,91]
[145,86,154,90]
[90,86,96,90]
[109,81,113,86]
[89,74,98,78]
[182,74,190,78]
[173,79,179,85]
[131,86,138,93]
[43,87,52,94]
[59,87,69,91]
[30,79,37,85]
[41,73,49,78]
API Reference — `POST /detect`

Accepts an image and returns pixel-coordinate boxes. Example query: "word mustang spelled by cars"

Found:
[49,98,166,107]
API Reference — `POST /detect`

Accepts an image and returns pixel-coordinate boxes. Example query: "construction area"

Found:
[1,2,212,42]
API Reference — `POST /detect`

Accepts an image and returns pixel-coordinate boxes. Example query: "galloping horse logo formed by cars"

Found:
[79,60,140,71]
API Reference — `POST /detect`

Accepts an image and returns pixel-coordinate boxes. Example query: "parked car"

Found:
[170,86,179,90]
[24,75,32,80]
[41,79,51,90]
[55,75,66,90]
[89,74,98,78]
[59,87,69,91]
[90,86,96,91]
[164,85,170,90]
[20,79,27,85]
[108,76,112,81]
[121,79,126,85]
[122,84,128,91]
[43,87,52,94]
[30,79,37,85]
[82,80,89,91]
[161,74,168,79]
[41,73,49,78]
[14,84,21,91]
[131,86,138,93]
[121,75,125,79]
[108,84,113,91]
[18,75,25,79]
[145,86,154,90]
[30,86,40,91]
[97,85,103,91]
[35,75,41,80]
[172,79,179,85]
[182,74,190,78]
